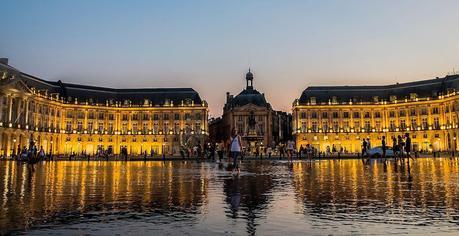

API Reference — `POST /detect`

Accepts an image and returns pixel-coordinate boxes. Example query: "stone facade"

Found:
[293,75,459,153]
[0,61,208,157]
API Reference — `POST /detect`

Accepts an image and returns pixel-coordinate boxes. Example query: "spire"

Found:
[246,68,254,90]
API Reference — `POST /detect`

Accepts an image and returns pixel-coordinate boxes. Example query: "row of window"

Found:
[65,111,203,121]
[299,106,450,119]
[301,117,447,132]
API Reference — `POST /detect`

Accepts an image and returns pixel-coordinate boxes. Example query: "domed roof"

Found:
[227,88,268,107]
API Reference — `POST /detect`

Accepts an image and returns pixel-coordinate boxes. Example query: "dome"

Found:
[228,89,268,107]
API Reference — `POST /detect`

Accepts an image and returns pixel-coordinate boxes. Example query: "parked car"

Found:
[367,146,394,158]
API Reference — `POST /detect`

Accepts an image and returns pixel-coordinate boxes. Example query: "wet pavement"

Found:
[1,158,459,235]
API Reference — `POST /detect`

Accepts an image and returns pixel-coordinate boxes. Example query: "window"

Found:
[174,113,180,120]
[133,123,138,133]
[108,123,113,133]
[153,114,159,120]
[163,122,169,133]
[389,111,395,118]
[98,122,104,132]
[421,107,428,115]
[122,114,128,121]
[184,113,191,120]
[375,121,381,130]
[374,112,381,118]
[332,112,339,119]
[312,121,318,132]
[411,118,417,129]
[399,110,406,117]
[237,123,244,134]
[77,121,83,132]
[88,121,93,131]
[132,114,138,120]
[66,121,72,132]
[400,120,406,130]
[422,118,428,129]
[122,123,128,134]
[364,121,370,131]
[143,123,148,133]
[432,107,440,114]
[343,112,349,118]
[108,114,114,120]
[353,112,360,118]
[364,112,370,118]
[164,114,170,120]
[322,112,328,119]
[301,122,307,132]
[344,121,350,131]
[333,121,339,131]
[410,108,416,116]
[300,112,307,119]
[98,113,104,120]
[195,113,201,120]
[389,120,396,131]
[88,112,95,119]
[174,123,180,133]
[322,121,328,131]
[258,124,264,135]
[311,112,317,119]
[433,118,440,129]
[153,123,159,134]
[143,113,149,120]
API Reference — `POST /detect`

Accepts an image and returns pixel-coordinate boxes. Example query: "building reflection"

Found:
[291,159,459,223]
[223,163,275,235]
[0,161,208,232]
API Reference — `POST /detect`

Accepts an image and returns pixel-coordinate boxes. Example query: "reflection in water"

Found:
[223,164,275,235]
[0,159,459,235]
[292,159,459,230]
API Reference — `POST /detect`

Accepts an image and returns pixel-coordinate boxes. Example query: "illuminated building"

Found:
[209,70,291,153]
[0,59,208,157]
[293,75,459,153]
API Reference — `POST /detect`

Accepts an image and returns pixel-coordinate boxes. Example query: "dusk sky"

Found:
[1,0,458,116]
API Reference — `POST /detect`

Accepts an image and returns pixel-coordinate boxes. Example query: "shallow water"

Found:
[1,158,459,235]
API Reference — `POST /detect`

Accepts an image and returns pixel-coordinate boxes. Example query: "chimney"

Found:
[226,92,231,102]
[0,58,8,65]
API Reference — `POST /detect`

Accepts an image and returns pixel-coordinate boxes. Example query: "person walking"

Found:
[267,146,272,158]
[405,133,414,161]
[397,135,405,159]
[392,136,398,159]
[286,140,294,163]
[306,144,313,161]
[217,141,224,163]
[381,136,387,159]
[299,145,304,159]
[361,139,368,158]
[229,128,242,174]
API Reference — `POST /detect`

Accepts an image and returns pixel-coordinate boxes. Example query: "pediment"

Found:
[0,78,33,94]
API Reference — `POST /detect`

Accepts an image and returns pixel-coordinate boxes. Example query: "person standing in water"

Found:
[286,139,294,162]
[229,128,242,174]
[381,136,387,159]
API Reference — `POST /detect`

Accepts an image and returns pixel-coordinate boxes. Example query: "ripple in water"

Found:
[0,158,459,235]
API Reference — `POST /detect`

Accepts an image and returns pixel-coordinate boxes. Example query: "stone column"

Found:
[8,96,13,123]
[24,99,29,125]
